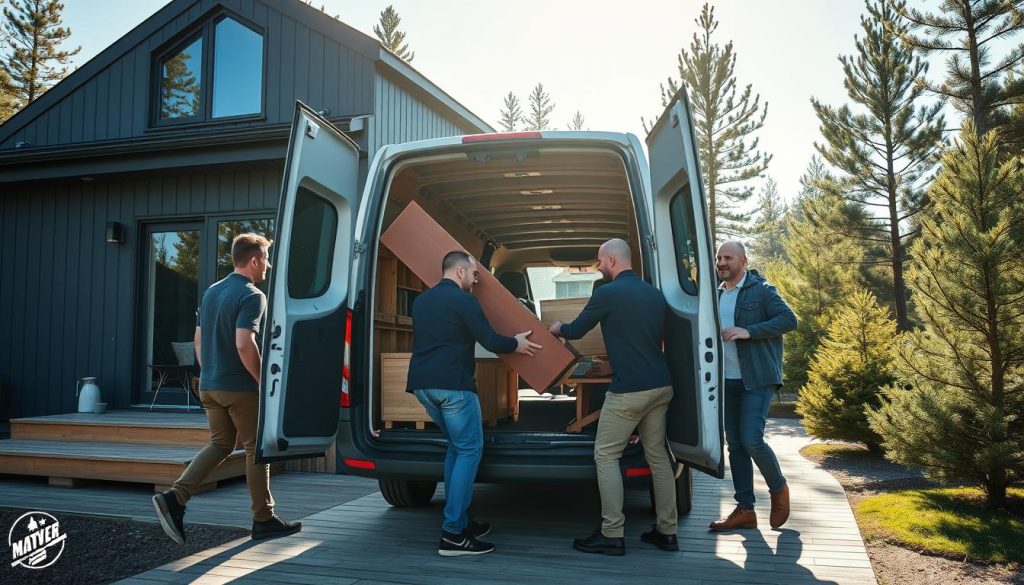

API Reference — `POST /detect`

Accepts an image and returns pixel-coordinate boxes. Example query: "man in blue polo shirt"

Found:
[550,238,678,556]
[408,250,541,557]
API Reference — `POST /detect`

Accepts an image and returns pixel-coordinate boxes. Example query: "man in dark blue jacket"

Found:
[710,241,797,532]
[550,238,679,556]
[408,250,540,557]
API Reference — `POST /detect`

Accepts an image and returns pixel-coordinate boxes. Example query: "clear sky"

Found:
[63,0,893,202]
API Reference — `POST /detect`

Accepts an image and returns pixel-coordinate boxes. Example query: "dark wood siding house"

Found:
[0,0,493,421]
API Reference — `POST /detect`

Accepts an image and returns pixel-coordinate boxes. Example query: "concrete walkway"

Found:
[117,419,876,584]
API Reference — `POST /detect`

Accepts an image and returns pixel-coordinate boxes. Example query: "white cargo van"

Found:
[256,90,723,515]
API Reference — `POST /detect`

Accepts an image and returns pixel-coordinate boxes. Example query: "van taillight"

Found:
[342,457,375,470]
[625,466,652,477]
[340,309,353,407]
[462,132,542,143]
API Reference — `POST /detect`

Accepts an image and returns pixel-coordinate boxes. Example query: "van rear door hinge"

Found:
[646,234,656,250]
[353,240,366,257]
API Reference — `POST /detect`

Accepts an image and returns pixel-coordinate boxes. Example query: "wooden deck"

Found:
[118,420,877,585]
[0,410,246,490]
[0,471,380,529]
[11,411,212,446]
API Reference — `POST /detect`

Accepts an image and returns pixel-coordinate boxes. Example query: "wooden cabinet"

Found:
[380,353,516,428]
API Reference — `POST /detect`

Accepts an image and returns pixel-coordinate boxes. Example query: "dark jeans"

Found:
[724,379,786,509]
[413,389,483,535]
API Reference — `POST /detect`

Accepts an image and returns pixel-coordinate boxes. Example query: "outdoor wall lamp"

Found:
[105,221,125,244]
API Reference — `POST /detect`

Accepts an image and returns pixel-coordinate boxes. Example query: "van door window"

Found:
[669,191,700,295]
[287,187,338,299]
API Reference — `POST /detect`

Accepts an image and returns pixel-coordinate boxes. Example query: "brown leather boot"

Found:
[770,484,790,529]
[709,506,757,531]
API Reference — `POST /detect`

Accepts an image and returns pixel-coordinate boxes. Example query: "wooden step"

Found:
[0,439,245,489]
[11,412,212,447]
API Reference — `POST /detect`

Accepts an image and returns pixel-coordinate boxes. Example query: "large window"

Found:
[159,37,203,120]
[155,14,264,125]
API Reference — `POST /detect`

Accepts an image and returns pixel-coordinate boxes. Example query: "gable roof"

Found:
[0,0,491,146]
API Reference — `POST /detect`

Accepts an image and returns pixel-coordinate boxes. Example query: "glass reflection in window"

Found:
[216,218,275,294]
[159,37,203,120]
[212,18,264,118]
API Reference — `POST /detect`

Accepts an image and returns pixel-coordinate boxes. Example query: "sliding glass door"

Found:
[138,215,274,407]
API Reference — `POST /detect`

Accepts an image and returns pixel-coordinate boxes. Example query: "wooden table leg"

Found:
[567,383,599,433]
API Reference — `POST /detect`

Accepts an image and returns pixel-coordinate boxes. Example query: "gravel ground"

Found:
[0,507,248,585]
[801,442,1024,585]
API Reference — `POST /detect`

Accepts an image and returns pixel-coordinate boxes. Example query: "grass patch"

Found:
[800,442,874,464]
[855,487,1024,563]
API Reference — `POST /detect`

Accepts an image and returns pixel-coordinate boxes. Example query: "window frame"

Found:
[151,10,267,128]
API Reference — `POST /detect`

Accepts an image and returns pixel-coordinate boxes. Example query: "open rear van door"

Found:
[646,89,724,478]
[256,102,360,462]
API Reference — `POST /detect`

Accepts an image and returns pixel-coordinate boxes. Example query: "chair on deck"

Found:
[148,342,202,410]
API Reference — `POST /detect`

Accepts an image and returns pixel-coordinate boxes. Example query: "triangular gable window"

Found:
[154,12,264,126]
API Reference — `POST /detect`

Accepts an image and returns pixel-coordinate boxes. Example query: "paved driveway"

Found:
[120,419,875,584]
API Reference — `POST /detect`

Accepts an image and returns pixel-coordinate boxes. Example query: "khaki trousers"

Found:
[170,390,275,522]
[594,385,676,537]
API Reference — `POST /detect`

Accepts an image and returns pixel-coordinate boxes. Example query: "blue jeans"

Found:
[413,389,483,535]
[724,379,786,509]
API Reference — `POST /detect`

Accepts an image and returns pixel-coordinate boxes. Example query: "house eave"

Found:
[0,115,368,185]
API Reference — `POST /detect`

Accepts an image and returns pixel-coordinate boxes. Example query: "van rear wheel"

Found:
[648,464,693,516]
[379,479,437,508]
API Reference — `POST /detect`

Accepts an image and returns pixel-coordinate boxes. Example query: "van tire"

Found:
[648,464,693,516]
[379,479,437,508]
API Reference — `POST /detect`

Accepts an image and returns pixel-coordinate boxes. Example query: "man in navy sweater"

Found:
[408,250,541,557]
[551,238,679,556]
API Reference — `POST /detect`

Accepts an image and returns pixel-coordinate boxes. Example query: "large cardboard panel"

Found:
[380,202,577,392]
[539,297,606,356]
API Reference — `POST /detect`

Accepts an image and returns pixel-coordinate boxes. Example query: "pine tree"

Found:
[812,0,945,332]
[523,83,554,131]
[158,50,201,120]
[653,3,771,243]
[894,0,1024,138]
[498,92,522,132]
[797,290,899,454]
[0,0,80,106]
[0,69,17,123]
[373,5,414,63]
[748,177,787,263]
[765,158,865,392]
[867,123,1024,509]
[567,110,585,131]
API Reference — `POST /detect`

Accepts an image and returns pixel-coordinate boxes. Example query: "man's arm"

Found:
[554,288,610,340]
[462,297,531,355]
[235,293,267,383]
[745,285,798,339]
[194,327,202,368]
[235,329,262,384]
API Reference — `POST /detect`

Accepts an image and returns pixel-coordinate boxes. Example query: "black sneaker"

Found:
[466,520,491,538]
[152,490,186,545]
[572,529,625,556]
[438,531,495,557]
[641,525,680,551]
[251,515,302,540]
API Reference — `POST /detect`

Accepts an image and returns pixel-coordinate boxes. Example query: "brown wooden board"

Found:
[539,297,606,356]
[380,201,577,392]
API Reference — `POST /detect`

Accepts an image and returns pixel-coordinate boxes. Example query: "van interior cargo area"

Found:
[370,144,643,440]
